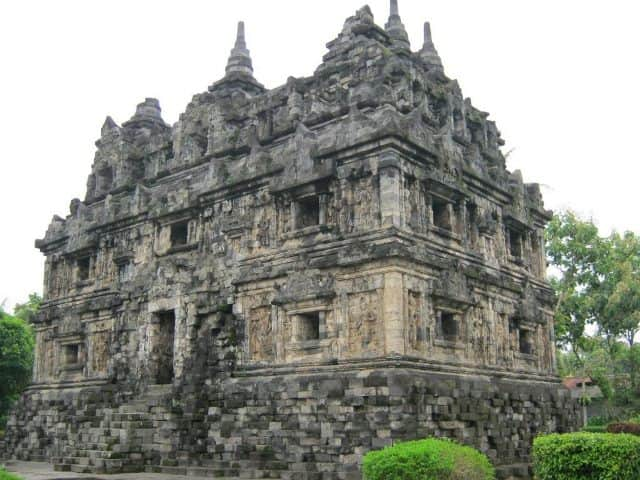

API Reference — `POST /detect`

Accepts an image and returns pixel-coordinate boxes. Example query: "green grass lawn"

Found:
[0,468,23,480]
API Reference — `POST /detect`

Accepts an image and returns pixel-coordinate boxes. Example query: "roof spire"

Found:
[210,21,265,93]
[390,0,399,16]
[225,21,254,76]
[420,21,444,71]
[385,0,410,50]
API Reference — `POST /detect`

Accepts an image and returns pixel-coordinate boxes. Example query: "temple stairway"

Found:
[53,385,173,474]
[50,386,317,479]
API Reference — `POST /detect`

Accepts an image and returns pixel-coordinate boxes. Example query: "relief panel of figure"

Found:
[407,290,423,353]
[89,321,111,378]
[347,291,381,356]
[249,306,274,362]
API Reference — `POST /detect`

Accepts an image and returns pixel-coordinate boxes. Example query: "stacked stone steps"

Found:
[146,460,290,479]
[52,385,174,474]
[147,459,346,480]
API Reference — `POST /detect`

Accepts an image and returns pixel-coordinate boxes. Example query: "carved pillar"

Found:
[383,271,405,355]
[379,152,402,228]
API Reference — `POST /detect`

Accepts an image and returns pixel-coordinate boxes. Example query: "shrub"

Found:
[0,468,23,480]
[533,432,640,480]
[586,415,609,426]
[0,313,34,430]
[607,422,640,436]
[362,438,495,480]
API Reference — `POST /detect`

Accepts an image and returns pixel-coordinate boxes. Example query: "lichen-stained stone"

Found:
[2,2,579,479]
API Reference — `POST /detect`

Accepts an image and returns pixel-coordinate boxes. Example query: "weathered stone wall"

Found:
[3,3,579,478]
[3,368,579,479]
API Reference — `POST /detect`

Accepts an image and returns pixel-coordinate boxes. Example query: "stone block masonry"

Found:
[2,1,580,479]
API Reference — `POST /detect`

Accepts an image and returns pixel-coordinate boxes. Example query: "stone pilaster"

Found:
[379,152,403,228]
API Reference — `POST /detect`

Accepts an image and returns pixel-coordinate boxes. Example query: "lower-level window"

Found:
[510,317,534,355]
[296,312,321,341]
[63,344,80,365]
[519,329,534,355]
[438,311,458,342]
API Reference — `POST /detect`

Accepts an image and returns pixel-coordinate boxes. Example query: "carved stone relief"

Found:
[249,306,274,361]
[347,290,381,356]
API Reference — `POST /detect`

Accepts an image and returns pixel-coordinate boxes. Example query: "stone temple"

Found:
[2,3,579,479]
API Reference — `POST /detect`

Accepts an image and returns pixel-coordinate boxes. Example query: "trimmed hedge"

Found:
[363,438,495,480]
[533,432,640,480]
[607,422,640,436]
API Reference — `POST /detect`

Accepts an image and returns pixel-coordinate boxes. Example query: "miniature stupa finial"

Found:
[225,21,254,76]
[385,0,410,50]
[420,21,444,71]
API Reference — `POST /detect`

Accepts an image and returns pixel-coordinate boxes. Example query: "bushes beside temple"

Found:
[533,432,640,479]
[363,438,495,480]
[0,468,23,480]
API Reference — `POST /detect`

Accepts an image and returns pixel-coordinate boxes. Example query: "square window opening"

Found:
[170,221,189,247]
[153,310,175,385]
[77,256,91,281]
[440,312,458,342]
[297,312,321,341]
[509,316,519,334]
[118,262,132,282]
[509,229,523,259]
[519,329,533,355]
[98,166,113,191]
[296,196,320,229]
[64,344,80,365]
[432,197,451,231]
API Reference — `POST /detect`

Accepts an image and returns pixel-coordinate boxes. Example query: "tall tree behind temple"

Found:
[547,211,640,357]
[13,293,42,324]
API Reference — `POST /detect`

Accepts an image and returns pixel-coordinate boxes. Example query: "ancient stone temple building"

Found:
[3,2,579,479]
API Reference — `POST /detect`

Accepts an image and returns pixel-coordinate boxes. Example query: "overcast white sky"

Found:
[1,0,639,311]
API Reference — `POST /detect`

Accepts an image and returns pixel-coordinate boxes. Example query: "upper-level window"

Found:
[77,256,92,281]
[117,261,133,283]
[432,196,452,231]
[295,196,321,229]
[97,166,113,193]
[170,220,189,247]
[508,228,523,259]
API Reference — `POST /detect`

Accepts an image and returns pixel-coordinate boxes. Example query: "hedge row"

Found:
[533,432,640,480]
[363,438,495,480]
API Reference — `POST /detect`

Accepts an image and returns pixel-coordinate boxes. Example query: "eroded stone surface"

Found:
[3,3,579,479]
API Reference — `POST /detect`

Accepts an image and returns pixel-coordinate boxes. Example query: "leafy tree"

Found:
[598,233,640,347]
[13,292,41,324]
[545,211,602,360]
[0,310,34,428]
[547,212,640,352]
[547,211,640,400]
